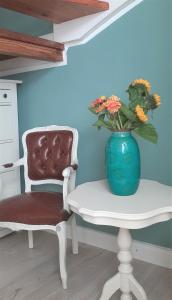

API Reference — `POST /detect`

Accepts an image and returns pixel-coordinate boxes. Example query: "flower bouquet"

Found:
[89,79,160,143]
[89,79,161,195]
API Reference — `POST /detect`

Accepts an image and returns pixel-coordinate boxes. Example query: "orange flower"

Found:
[106,99,121,113]
[91,94,121,114]
[91,98,103,107]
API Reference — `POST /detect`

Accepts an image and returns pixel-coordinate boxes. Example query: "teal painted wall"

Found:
[0,8,52,35]
[170,0,172,184]
[1,0,171,248]
[169,0,172,246]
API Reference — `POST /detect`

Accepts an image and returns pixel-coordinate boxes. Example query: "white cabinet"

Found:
[0,79,21,238]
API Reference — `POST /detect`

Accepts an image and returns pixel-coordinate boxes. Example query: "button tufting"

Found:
[53,136,60,145]
[47,150,52,158]
[26,130,73,180]
[41,164,46,170]
[36,149,40,155]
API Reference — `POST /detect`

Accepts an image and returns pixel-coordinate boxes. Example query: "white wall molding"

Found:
[0,0,143,77]
[67,225,172,269]
[54,0,143,47]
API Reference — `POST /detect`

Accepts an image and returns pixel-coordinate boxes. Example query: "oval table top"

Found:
[67,179,172,229]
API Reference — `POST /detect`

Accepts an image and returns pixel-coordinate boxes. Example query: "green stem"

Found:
[124,120,132,129]
[116,121,121,130]
[117,112,123,129]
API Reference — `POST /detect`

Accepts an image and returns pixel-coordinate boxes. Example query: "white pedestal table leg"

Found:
[99,228,147,300]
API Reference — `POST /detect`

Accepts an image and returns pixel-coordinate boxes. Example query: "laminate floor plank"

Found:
[0,231,171,300]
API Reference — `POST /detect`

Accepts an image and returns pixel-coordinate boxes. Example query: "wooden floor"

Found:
[0,231,171,300]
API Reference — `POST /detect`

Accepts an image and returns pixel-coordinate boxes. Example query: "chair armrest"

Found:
[0,158,24,172]
[62,164,78,211]
[62,164,78,178]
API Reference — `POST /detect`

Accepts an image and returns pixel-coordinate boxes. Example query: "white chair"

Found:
[0,125,79,289]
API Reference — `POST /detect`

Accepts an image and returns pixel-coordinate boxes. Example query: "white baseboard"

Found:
[67,225,172,269]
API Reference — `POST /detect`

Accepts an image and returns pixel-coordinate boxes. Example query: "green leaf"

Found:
[108,118,119,130]
[93,119,112,130]
[127,84,148,101]
[98,113,105,121]
[128,96,146,111]
[94,114,106,129]
[127,84,150,112]
[118,110,127,124]
[144,95,157,110]
[127,86,139,102]
[120,102,138,122]
[88,107,97,115]
[133,123,158,144]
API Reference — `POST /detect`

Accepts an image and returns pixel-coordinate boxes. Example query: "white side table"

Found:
[67,179,172,300]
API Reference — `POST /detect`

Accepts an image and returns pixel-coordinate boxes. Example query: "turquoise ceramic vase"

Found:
[105,131,140,196]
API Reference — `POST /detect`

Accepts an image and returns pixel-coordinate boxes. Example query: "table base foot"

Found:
[129,275,147,300]
[99,273,147,300]
[99,229,147,300]
[99,273,120,300]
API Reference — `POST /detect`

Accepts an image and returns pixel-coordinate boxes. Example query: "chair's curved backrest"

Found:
[22,125,78,192]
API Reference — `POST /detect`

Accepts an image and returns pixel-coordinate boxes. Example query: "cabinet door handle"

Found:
[3,93,7,99]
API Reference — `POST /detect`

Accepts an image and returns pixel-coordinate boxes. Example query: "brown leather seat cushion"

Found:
[0,192,71,225]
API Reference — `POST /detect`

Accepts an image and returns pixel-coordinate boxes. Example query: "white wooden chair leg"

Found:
[71,214,78,254]
[56,222,67,289]
[28,230,33,249]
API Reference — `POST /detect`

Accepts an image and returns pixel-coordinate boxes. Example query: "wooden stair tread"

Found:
[0,29,64,50]
[0,0,109,24]
[0,29,64,62]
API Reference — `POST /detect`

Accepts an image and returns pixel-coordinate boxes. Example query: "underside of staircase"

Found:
[0,0,109,62]
[0,0,143,76]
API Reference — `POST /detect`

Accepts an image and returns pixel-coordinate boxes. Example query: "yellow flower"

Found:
[132,79,151,93]
[153,93,161,107]
[135,105,148,122]
[100,96,106,100]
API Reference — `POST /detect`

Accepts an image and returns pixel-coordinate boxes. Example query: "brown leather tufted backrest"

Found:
[26,130,73,181]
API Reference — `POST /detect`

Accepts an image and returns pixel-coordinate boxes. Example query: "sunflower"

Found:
[132,79,151,93]
[135,105,148,122]
[153,94,161,107]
